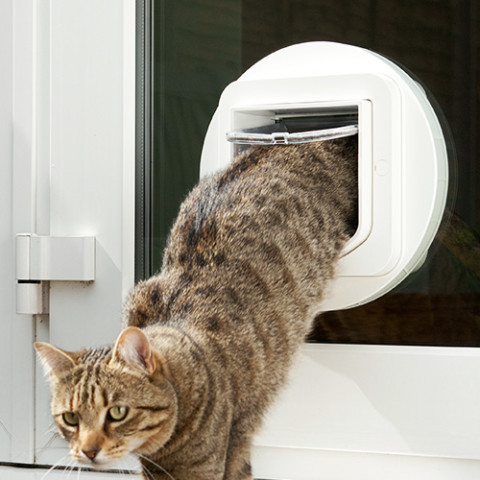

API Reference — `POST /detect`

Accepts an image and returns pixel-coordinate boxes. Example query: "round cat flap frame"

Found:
[200,42,449,311]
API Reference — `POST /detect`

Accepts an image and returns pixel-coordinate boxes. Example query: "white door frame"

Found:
[1,0,136,468]
[0,0,15,464]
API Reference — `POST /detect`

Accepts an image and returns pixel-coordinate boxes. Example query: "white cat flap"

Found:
[200,42,449,311]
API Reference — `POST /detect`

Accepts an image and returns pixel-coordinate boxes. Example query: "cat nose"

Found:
[83,447,100,461]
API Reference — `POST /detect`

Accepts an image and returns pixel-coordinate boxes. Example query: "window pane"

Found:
[149,0,480,346]
[150,0,241,269]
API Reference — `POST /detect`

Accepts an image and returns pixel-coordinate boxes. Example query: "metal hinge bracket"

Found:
[15,234,96,315]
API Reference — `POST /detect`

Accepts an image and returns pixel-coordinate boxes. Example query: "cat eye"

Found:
[107,406,128,422]
[62,412,79,426]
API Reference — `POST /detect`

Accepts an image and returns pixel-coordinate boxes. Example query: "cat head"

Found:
[34,327,177,470]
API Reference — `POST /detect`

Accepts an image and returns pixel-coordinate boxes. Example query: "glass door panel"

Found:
[150,0,242,269]
[147,0,480,346]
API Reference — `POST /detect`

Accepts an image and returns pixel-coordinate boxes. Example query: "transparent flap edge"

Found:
[226,125,358,145]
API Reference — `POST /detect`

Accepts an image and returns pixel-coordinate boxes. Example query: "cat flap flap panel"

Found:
[200,42,449,311]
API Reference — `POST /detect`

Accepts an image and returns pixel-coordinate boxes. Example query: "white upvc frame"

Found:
[0,0,14,463]
[2,1,480,479]
[8,0,39,464]
[2,0,137,471]
[252,344,480,479]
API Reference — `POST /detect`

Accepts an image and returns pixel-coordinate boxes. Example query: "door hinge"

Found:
[15,234,96,315]
[16,281,49,315]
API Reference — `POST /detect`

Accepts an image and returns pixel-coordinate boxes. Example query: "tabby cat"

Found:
[35,136,358,479]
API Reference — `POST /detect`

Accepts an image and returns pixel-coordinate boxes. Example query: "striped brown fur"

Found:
[35,137,357,479]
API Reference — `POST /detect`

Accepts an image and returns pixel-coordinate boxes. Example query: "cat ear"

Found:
[112,327,156,375]
[34,342,76,379]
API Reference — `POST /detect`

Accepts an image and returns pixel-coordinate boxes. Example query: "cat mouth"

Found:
[76,454,118,471]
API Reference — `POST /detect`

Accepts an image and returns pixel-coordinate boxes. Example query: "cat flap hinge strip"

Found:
[226,125,358,145]
[15,234,96,315]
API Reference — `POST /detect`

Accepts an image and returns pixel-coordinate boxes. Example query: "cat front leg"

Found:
[222,433,253,480]
[141,463,226,480]
[141,449,227,480]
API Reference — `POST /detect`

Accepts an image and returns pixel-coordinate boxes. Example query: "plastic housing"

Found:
[200,42,448,310]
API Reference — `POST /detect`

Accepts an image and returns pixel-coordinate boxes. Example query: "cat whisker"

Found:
[0,419,12,440]
[40,421,60,438]
[115,466,126,479]
[10,441,62,463]
[65,460,76,480]
[38,453,71,480]
[138,459,155,480]
[10,447,37,463]
[59,459,75,479]
[36,432,65,455]
[137,454,177,480]
[110,455,142,478]
[142,465,154,480]
[143,468,152,480]
[122,466,139,480]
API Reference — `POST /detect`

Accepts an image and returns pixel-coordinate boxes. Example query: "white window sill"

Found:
[0,465,141,479]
